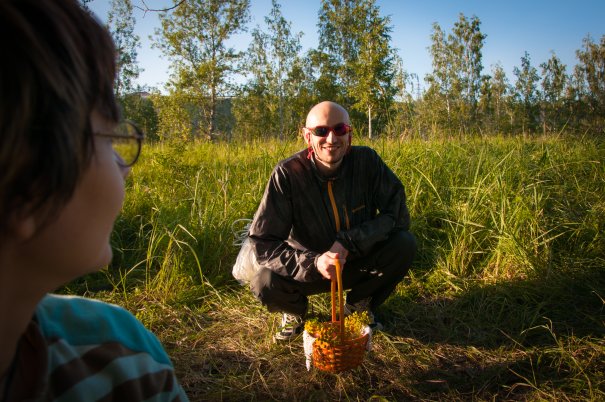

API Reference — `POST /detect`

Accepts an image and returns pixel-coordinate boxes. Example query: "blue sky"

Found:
[88,0,605,91]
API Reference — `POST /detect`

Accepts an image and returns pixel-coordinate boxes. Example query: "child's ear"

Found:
[8,209,37,241]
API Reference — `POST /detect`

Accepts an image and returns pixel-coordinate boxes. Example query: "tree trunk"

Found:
[209,65,216,140]
[279,92,284,140]
[209,86,216,140]
[368,105,372,139]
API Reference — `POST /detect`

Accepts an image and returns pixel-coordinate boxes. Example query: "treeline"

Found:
[99,0,605,140]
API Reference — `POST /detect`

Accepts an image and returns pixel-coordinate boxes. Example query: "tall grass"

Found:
[63,134,605,401]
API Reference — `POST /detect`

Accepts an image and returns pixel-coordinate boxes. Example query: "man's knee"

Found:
[249,268,309,316]
[384,230,417,267]
[397,230,417,263]
[250,267,273,301]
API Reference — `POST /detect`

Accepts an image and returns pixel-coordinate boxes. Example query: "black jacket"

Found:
[249,146,410,282]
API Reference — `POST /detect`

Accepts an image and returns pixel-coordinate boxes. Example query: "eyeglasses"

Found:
[95,121,144,167]
[305,123,352,137]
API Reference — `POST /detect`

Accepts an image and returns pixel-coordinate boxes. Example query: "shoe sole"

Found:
[273,327,303,342]
[273,332,302,342]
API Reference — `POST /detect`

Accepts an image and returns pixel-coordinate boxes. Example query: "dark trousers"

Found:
[250,230,417,317]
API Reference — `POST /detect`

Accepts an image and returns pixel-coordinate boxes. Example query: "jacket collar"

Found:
[308,149,350,182]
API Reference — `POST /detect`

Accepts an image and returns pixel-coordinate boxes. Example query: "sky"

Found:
[88,0,605,92]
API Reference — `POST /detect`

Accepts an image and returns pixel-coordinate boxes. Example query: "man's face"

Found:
[304,104,351,173]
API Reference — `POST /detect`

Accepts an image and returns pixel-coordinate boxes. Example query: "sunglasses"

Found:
[305,123,352,137]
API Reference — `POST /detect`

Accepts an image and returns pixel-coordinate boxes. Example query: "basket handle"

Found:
[331,259,345,343]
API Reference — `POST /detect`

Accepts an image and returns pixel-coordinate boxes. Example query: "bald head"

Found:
[305,101,350,128]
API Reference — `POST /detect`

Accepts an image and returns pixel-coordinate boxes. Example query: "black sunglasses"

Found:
[305,123,352,137]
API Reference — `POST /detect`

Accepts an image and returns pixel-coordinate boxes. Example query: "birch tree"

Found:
[513,51,540,133]
[540,52,567,133]
[317,0,397,138]
[575,35,605,131]
[107,0,141,97]
[233,0,305,140]
[154,0,250,140]
[426,14,485,134]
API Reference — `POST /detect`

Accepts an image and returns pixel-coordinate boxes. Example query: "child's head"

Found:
[0,0,119,239]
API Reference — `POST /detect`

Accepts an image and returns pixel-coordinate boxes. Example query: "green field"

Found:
[63,135,605,401]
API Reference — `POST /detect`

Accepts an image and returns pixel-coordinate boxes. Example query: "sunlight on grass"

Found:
[64,135,605,401]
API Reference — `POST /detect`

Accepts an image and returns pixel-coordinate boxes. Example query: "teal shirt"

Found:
[12,294,189,401]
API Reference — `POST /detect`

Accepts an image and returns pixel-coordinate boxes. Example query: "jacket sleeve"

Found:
[248,165,322,282]
[336,150,410,258]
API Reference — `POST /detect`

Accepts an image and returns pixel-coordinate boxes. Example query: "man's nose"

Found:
[325,129,337,142]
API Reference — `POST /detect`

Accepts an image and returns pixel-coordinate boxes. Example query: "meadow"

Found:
[62,134,605,401]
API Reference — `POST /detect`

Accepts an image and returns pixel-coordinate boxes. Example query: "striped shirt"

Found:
[4,294,188,401]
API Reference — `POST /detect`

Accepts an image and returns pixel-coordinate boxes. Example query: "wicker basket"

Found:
[310,323,370,373]
[304,260,371,373]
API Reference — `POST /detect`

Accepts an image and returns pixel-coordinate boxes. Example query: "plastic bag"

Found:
[231,218,261,285]
[232,237,262,285]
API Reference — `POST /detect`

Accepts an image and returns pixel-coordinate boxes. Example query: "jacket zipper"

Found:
[343,204,350,229]
[327,180,351,232]
[327,180,341,232]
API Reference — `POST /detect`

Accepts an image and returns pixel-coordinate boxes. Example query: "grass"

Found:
[61,134,605,401]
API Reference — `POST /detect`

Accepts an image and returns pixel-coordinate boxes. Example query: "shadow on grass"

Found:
[369,262,605,400]
[380,263,605,349]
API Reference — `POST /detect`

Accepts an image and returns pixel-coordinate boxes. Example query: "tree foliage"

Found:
[119,93,157,140]
[127,2,604,141]
[316,0,398,138]
[79,0,92,10]
[108,0,141,97]
[513,51,540,133]
[106,0,160,139]
[540,53,567,133]
[232,0,307,140]
[575,35,605,130]
[154,0,250,140]
[425,14,486,135]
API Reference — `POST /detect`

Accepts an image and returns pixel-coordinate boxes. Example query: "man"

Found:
[249,101,416,341]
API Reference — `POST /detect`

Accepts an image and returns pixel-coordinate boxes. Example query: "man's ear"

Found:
[302,129,311,145]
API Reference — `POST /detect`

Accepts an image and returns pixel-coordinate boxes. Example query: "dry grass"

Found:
[92,272,604,401]
[64,135,605,401]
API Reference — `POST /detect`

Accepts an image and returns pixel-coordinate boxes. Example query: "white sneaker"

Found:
[274,313,304,341]
[344,297,383,331]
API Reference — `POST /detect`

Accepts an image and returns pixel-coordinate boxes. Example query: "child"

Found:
[0,0,188,400]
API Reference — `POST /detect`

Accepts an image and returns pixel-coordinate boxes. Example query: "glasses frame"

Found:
[95,120,144,167]
[304,123,352,137]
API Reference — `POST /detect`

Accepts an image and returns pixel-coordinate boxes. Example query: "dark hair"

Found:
[0,0,119,236]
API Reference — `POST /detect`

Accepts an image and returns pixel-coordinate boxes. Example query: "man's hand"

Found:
[329,241,349,259]
[316,241,349,280]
